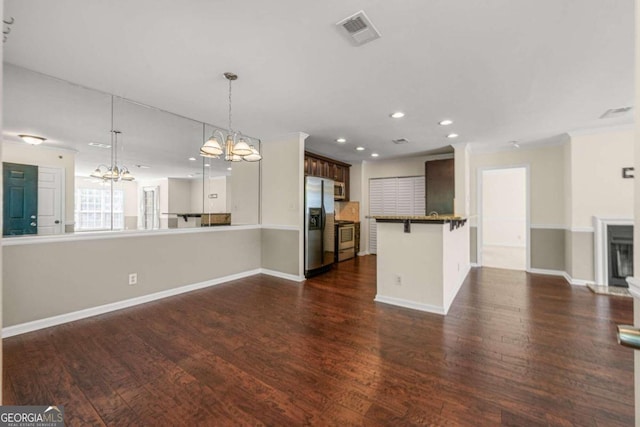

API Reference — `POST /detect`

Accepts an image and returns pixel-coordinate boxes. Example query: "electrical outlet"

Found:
[128,273,138,285]
[394,274,402,286]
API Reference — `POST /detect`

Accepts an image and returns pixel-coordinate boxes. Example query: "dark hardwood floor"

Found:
[3,256,635,426]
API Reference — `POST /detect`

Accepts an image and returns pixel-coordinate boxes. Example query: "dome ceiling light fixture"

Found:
[19,134,46,145]
[200,72,262,162]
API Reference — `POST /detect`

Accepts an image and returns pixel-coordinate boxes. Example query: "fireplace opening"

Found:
[607,225,633,287]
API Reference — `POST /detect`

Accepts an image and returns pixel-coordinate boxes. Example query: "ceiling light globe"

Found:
[232,138,253,156]
[200,136,223,156]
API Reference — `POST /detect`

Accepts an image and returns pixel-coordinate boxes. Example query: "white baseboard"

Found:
[358,251,369,256]
[470,262,479,268]
[260,268,305,282]
[2,269,262,338]
[374,295,445,315]
[527,268,589,286]
[563,273,590,286]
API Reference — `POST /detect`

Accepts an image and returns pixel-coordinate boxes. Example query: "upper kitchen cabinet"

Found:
[304,151,351,200]
[425,158,454,215]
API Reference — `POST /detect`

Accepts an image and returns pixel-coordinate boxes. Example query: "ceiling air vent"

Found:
[600,106,633,119]
[336,10,381,46]
[392,138,409,145]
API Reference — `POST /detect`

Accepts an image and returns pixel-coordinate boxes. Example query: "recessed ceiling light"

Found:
[188,174,194,177]
[439,119,453,126]
[511,141,520,148]
[88,142,112,149]
[390,112,405,119]
[227,167,233,171]
[204,163,211,167]
[19,134,46,145]
[447,133,459,139]
[371,153,379,157]
[135,164,151,169]
[356,146,365,151]
[336,138,347,143]
[188,157,196,161]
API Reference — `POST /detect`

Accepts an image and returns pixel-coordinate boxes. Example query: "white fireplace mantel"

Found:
[593,216,634,286]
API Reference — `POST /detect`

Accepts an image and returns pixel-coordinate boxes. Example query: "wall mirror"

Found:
[2,63,261,236]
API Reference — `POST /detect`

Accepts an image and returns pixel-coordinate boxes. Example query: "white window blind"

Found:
[368,176,425,254]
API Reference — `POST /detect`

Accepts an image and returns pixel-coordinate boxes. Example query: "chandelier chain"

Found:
[228,78,233,133]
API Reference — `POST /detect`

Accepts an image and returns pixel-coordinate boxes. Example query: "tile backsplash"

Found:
[335,201,360,222]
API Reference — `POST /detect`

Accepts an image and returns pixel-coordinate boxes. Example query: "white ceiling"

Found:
[2,0,635,169]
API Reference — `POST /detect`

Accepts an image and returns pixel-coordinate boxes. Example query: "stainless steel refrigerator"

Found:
[304,176,335,277]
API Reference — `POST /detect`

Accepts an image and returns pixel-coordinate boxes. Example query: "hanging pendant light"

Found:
[199,72,262,162]
[90,122,134,181]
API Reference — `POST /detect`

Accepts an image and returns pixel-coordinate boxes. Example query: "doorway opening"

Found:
[478,166,529,270]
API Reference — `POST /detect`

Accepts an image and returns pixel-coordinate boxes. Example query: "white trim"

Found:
[570,227,594,233]
[530,224,567,230]
[260,224,300,231]
[2,269,262,338]
[470,262,480,268]
[374,295,446,315]
[564,274,590,286]
[358,251,369,256]
[528,268,568,281]
[526,268,590,286]
[593,217,633,286]
[2,224,262,246]
[260,268,305,282]
[423,153,454,161]
[626,277,640,299]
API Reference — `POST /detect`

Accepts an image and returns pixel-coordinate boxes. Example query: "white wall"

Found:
[229,161,260,225]
[470,143,566,227]
[3,142,75,229]
[481,168,526,247]
[190,176,228,213]
[376,222,469,315]
[167,178,192,213]
[261,133,306,227]
[568,129,634,228]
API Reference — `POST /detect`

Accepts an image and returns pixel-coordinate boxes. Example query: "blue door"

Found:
[3,162,38,236]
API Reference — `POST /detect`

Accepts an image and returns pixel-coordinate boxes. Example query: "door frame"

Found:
[477,164,530,270]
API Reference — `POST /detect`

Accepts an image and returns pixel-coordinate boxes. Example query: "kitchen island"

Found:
[372,215,470,315]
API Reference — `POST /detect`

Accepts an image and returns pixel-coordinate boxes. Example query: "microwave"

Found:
[334,181,346,200]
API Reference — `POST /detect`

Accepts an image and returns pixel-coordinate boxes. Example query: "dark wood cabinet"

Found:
[425,158,454,215]
[304,151,351,200]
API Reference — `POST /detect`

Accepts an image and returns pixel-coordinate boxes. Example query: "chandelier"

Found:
[200,72,262,162]
[90,129,135,181]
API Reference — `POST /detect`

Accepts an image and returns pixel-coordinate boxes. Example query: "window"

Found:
[369,176,425,254]
[74,188,124,231]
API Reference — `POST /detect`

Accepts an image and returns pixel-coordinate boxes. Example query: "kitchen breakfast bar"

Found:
[372,215,470,315]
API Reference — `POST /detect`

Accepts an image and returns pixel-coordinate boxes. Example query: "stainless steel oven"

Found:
[336,222,355,261]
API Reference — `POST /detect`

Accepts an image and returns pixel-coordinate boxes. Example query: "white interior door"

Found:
[479,167,528,270]
[38,167,64,235]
